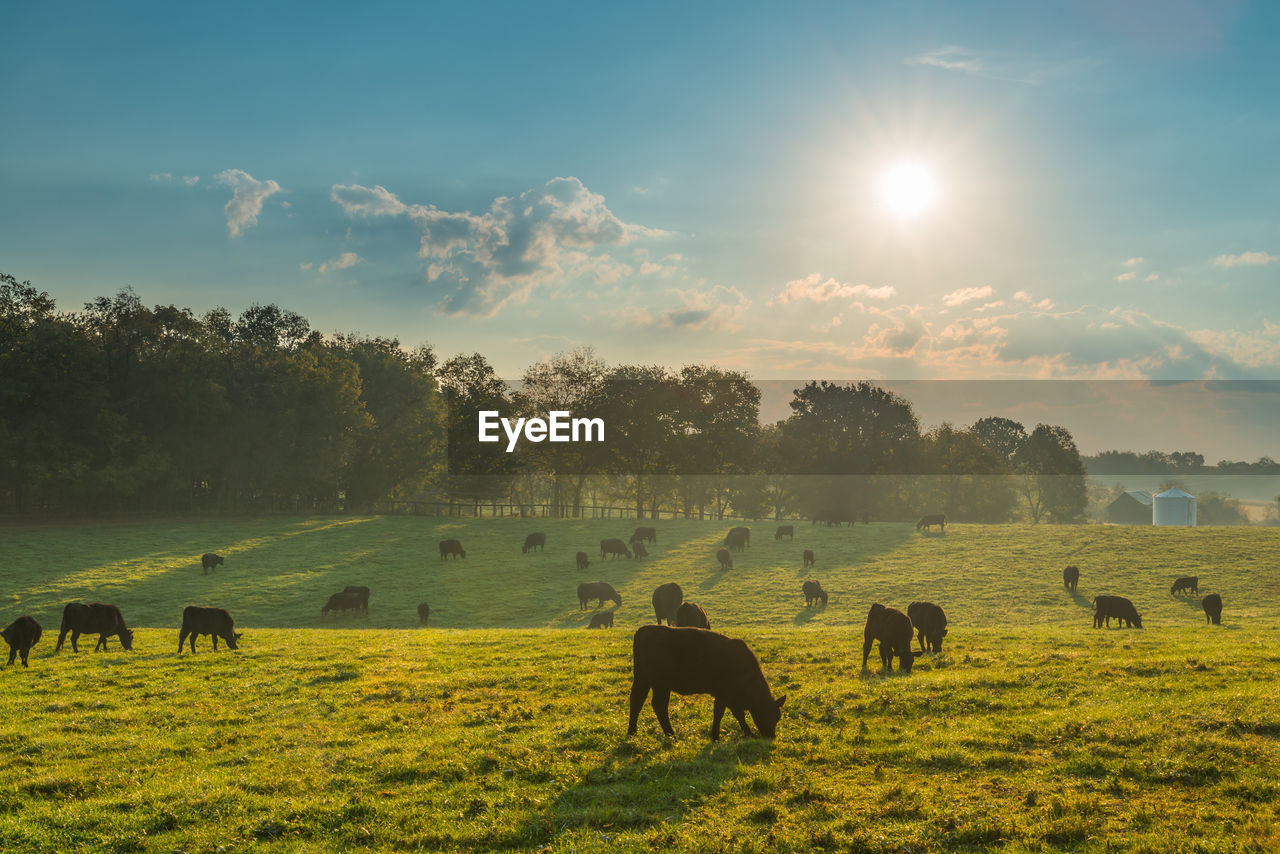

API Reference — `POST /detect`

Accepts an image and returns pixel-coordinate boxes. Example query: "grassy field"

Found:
[2,516,1279,852]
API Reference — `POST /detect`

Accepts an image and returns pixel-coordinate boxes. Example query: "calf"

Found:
[906,601,947,653]
[201,552,225,574]
[630,526,657,545]
[576,551,590,571]
[2,616,42,668]
[774,525,794,541]
[1170,576,1199,595]
[861,603,914,672]
[439,539,466,560]
[178,606,241,653]
[675,602,711,629]
[56,603,134,653]
[627,625,786,741]
[588,610,615,629]
[600,538,632,560]
[578,581,623,609]
[716,548,733,571]
[803,549,815,569]
[802,580,827,608]
[343,585,370,615]
[652,582,683,625]
[916,514,946,532]
[418,602,430,625]
[522,532,546,554]
[633,541,649,560]
[724,526,750,552]
[1202,593,1223,625]
[1063,565,1079,591]
[322,591,362,617]
[1092,595,1143,629]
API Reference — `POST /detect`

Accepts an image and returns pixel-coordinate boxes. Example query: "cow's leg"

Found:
[96,634,108,651]
[651,689,674,736]
[731,706,751,737]
[6,646,15,665]
[627,679,649,736]
[20,646,30,667]
[70,631,80,653]
[711,698,726,741]
[861,636,874,670]
[212,634,219,650]
[178,629,189,653]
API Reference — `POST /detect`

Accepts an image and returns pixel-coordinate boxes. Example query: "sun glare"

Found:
[879,162,937,219]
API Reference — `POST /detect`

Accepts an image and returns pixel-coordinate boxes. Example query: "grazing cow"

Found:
[1063,565,1080,591]
[630,526,657,545]
[1171,576,1199,595]
[803,549,815,569]
[802,580,828,608]
[652,582,683,625]
[343,585,371,615]
[588,610,615,629]
[1092,595,1143,629]
[627,625,787,740]
[56,603,134,653]
[417,602,430,625]
[906,601,948,654]
[578,582,623,609]
[576,551,590,571]
[178,606,241,653]
[675,602,711,629]
[916,514,946,532]
[724,526,750,552]
[716,547,733,571]
[2,616,42,668]
[774,525,794,541]
[201,552,225,574]
[522,532,546,554]
[439,539,466,560]
[1202,594,1223,625]
[861,603,914,672]
[633,541,649,560]
[600,538,632,560]
[322,591,362,618]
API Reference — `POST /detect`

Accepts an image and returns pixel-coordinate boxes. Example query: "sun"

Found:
[879,162,937,219]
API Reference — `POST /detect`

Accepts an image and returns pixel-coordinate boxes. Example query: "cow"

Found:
[578,582,622,609]
[633,541,649,560]
[802,580,827,608]
[1092,595,1143,629]
[322,591,362,617]
[576,551,590,571]
[201,552,225,574]
[588,610,615,629]
[1202,594,1223,625]
[600,538,632,560]
[724,526,750,552]
[178,606,241,653]
[1063,565,1080,591]
[343,585,370,615]
[774,525,794,541]
[418,602,430,625]
[652,582,683,625]
[439,539,466,560]
[1171,576,1199,595]
[716,548,733,571]
[675,602,711,629]
[861,603,914,672]
[2,616,41,668]
[56,603,134,653]
[916,514,946,532]
[803,549,815,569]
[906,601,948,654]
[627,625,787,741]
[522,532,546,554]
[630,526,657,545]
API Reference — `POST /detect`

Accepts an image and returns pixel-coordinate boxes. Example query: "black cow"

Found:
[2,616,42,668]
[862,603,914,672]
[803,549,815,569]
[322,591,362,617]
[600,538,632,560]
[178,606,241,653]
[627,625,787,741]
[630,526,657,545]
[201,552,225,574]
[1202,594,1223,625]
[716,547,733,571]
[588,610,615,629]
[439,539,466,560]
[906,601,948,654]
[343,585,370,615]
[1093,595,1143,629]
[56,603,134,653]
[633,541,649,560]
[1171,576,1199,595]
[774,525,794,541]
[652,582,683,625]
[578,581,622,609]
[576,551,590,571]
[916,514,946,532]
[802,580,827,607]
[522,532,546,554]
[418,602,430,625]
[675,602,711,629]
[724,526,750,552]
[1063,565,1080,591]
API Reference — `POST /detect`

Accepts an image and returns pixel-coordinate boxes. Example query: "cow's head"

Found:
[751,694,787,738]
[899,648,915,672]
[1131,615,1144,629]
[119,628,135,651]
[820,591,829,605]
[226,631,242,650]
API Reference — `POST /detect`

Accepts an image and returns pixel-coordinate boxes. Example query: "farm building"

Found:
[1153,487,1197,526]
[1106,490,1153,525]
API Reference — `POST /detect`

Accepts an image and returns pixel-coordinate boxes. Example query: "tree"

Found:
[969,416,1027,469]
[1014,424,1087,523]
[438,352,517,500]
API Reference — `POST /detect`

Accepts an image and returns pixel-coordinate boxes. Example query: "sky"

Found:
[2,1,1278,454]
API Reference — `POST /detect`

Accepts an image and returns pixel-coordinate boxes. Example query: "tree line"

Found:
[1,275,1087,521]
[1085,450,1280,476]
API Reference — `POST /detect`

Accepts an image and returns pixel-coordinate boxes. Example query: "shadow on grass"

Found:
[1068,590,1094,610]
[793,606,824,625]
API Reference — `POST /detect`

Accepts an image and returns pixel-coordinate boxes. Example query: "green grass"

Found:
[2,517,1279,852]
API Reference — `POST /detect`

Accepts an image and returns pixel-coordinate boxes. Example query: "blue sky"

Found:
[2,0,1278,389]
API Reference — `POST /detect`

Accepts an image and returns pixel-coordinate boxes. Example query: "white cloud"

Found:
[770,273,895,306]
[182,175,200,186]
[318,252,364,274]
[1115,271,1136,282]
[1211,251,1276,268]
[942,285,994,307]
[657,286,751,332]
[909,47,984,75]
[1123,256,1144,267]
[149,172,173,183]
[907,46,1099,85]
[215,169,283,237]
[1144,272,1159,282]
[299,262,314,272]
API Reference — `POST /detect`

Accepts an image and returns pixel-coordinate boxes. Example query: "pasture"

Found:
[2,517,1279,852]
